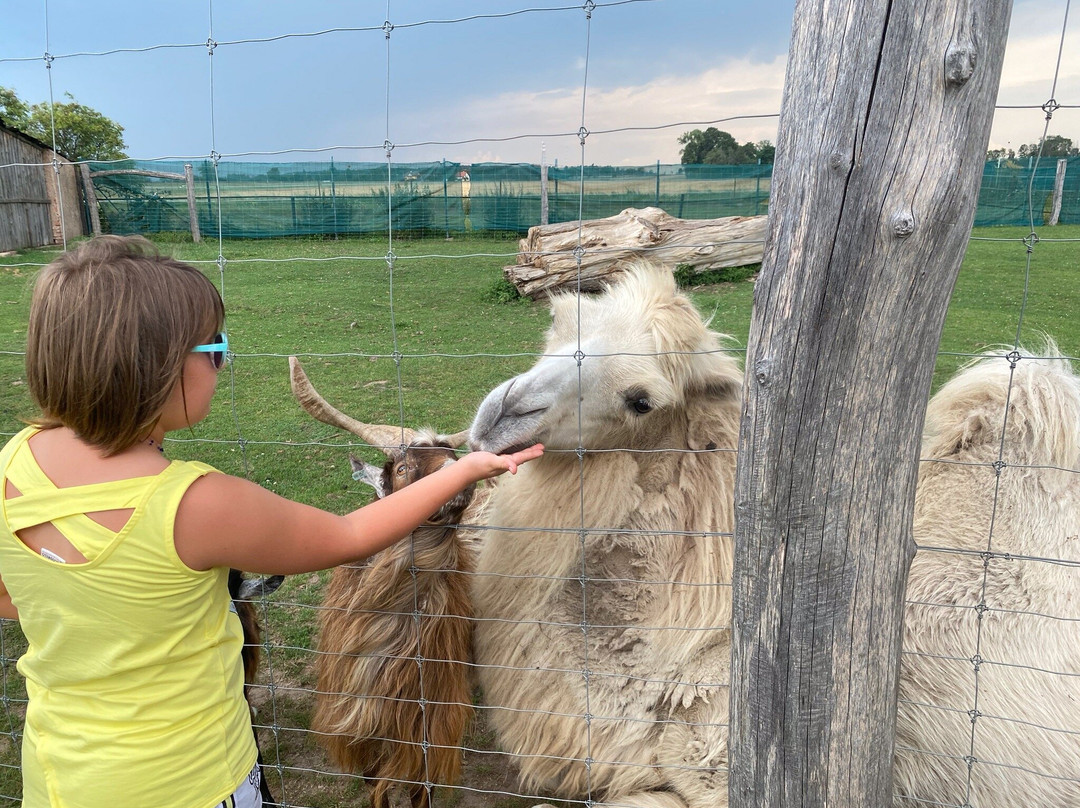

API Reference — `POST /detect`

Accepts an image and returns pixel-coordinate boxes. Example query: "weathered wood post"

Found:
[184,163,201,243]
[1049,158,1067,226]
[730,2,1011,807]
[80,163,102,236]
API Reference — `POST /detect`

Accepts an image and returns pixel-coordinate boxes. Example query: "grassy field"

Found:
[0,226,1077,807]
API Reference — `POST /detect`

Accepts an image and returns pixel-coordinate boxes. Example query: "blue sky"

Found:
[0,0,1076,167]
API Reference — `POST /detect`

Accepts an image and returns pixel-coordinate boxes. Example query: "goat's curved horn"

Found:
[289,356,416,454]
[444,429,471,449]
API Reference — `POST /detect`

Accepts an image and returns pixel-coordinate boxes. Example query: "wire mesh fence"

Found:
[0,2,1079,808]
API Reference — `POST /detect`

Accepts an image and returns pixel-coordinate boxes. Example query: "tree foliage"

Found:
[987,135,1077,162]
[0,85,126,161]
[678,127,774,165]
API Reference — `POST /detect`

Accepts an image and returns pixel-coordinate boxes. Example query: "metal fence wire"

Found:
[0,2,1079,808]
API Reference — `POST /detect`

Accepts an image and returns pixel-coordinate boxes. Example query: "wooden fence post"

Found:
[80,163,102,236]
[1049,158,1067,226]
[185,163,201,243]
[730,2,1011,807]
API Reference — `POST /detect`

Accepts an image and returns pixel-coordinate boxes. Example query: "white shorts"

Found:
[217,762,263,808]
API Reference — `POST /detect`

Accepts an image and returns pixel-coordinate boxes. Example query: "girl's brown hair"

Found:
[25,235,225,455]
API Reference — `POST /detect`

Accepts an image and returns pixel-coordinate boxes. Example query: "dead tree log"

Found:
[504,207,765,298]
[731,1,1011,807]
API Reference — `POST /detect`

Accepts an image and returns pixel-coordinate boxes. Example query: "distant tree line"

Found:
[678,128,1078,167]
[986,135,1076,162]
[1,85,126,161]
[678,127,775,165]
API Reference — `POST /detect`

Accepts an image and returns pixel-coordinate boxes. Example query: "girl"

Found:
[0,235,542,808]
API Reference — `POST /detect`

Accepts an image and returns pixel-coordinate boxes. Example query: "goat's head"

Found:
[289,356,474,523]
[350,434,474,524]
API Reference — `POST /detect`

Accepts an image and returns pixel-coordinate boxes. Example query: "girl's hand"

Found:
[461,443,544,480]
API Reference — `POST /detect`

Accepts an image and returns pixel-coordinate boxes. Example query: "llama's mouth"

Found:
[495,440,539,456]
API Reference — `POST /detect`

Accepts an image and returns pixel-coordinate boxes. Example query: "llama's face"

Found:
[469,265,740,454]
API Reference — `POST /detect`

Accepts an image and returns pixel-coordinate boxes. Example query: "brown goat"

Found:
[291,358,475,808]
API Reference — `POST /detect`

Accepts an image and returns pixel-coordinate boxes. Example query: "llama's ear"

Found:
[685,352,742,452]
[691,350,742,402]
[548,291,601,345]
[350,453,388,498]
[699,374,740,401]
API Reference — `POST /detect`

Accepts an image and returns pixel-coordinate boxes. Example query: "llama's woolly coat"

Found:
[469,265,742,808]
[894,349,1080,806]
[469,266,1080,808]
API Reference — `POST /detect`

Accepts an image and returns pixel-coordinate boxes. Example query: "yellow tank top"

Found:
[0,427,257,807]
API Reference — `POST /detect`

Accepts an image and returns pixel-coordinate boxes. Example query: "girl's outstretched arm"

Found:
[174,444,543,575]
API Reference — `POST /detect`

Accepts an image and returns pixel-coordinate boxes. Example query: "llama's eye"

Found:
[631,398,652,414]
[396,463,407,476]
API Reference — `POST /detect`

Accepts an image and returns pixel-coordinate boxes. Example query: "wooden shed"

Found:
[0,120,85,252]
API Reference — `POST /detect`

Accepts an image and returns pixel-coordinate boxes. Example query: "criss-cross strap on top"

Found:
[3,436,160,565]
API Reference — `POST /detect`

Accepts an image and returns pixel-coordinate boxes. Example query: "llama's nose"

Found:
[500,375,546,420]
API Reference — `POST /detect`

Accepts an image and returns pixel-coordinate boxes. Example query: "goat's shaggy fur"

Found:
[894,347,1080,806]
[468,264,742,808]
[312,432,476,808]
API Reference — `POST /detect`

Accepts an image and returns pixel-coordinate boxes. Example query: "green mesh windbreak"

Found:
[976,156,1079,226]
[86,157,1077,238]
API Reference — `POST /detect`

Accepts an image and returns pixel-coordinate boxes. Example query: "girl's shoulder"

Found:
[26,428,171,488]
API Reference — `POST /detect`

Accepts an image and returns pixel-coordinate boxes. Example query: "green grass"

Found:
[0,226,1077,805]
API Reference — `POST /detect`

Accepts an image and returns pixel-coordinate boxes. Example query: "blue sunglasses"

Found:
[191,331,229,369]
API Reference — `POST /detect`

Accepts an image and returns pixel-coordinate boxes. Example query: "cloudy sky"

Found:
[0,0,1076,167]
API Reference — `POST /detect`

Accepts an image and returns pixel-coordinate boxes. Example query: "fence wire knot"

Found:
[968,709,982,724]
[206,38,218,55]
[572,245,586,263]
[1023,231,1039,252]
[964,755,978,769]
[385,249,397,265]
[991,459,1007,476]
[1006,350,1022,368]
[383,20,394,38]
[210,151,222,166]
[43,52,54,67]
[391,350,403,365]
[578,126,590,145]
[583,1,596,17]
[1041,98,1060,119]
[574,349,586,364]
[383,140,395,156]
[970,653,983,671]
